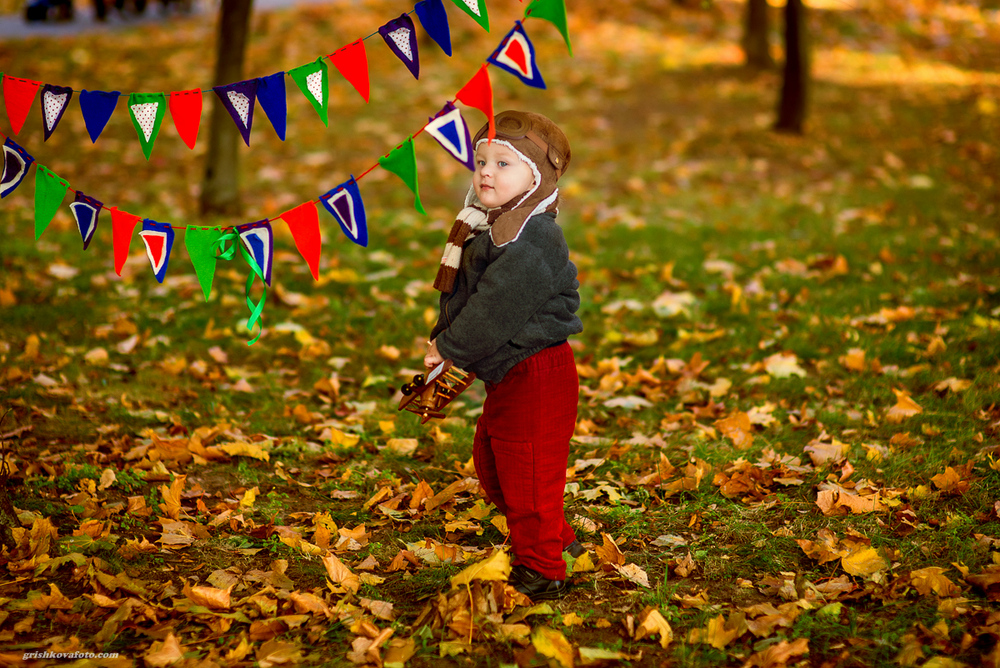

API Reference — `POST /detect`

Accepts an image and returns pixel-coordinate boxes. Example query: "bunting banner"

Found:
[236,219,274,286]
[169,89,202,150]
[330,40,370,103]
[40,84,73,141]
[185,226,225,301]
[256,72,287,141]
[216,228,267,346]
[109,206,140,276]
[279,201,322,280]
[379,136,425,215]
[321,175,367,247]
[449,0,489,33]
[488,21,545,89]
[70,191,102,250]
[415,0,452,57]
[380,14,420,80]
[79,90,120,144]
[34,165,68,240]
[139,219,175,283]
[0,137,34,199]
[3,76,41,136]
[289,58,329,127]
[525,0,571,55]
[455,65,494,140]
[214,79,258,146]
[426,102,474,171]
[128,92,167,160]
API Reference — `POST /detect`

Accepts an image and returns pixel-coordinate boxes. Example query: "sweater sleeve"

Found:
[435,221,571,369]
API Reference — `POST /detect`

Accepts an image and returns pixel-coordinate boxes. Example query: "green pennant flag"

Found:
[525,0,571,55]
[128,92,167,160]
[185,226,225,301]
[449,0,489,32]
[289,57,329,127]
[379,136,425,215]
[34,166,69,240]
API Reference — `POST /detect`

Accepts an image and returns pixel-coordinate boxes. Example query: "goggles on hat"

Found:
[476,111,568,177]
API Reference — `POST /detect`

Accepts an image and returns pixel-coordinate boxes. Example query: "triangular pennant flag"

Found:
[289,58,329,127]
[128,92,166,160]
[79,90,120,143]
[139,219,175,283]
[108,206,140,276]
[488,21,546,89]
[40,84,73,141]
[525,0,571,55]
[379,14,420,80]
[448,0,489,32]
[256,72,287,141]
[213,79,258,147]
[278,201,322,281]
[70,191,103,250]
[3,76,42,136]
[426,102,474,171]
[0,137,34,199]
[185,227,225,301]
[33,165,69,240]
[455,65,494,140]
[415,0,452,57]
[169,89,202,150]
[236,219,274,286]
[320,176,367,247]
[330,40,370,103]
[379,137,425,215]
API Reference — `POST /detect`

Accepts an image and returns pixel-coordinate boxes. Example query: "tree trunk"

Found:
[775,0,808,134]
[199,0,253,217]
[742,0,773,69]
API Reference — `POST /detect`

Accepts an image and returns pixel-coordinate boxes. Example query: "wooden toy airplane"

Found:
[398,360,476,423]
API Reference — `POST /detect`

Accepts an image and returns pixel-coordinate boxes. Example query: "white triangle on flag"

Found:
[388,27,414,61]
[306,71,323,105]
[130,102,159,142]
[227,90,251,127]
[43,91,68,131]
[139,229,168,274]
[427,107,470,164]
[497,32,534,79]
[460,0,481,16]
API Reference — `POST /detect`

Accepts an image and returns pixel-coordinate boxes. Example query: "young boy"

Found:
[423,110,583,600]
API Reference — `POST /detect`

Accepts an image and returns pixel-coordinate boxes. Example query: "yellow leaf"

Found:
[910,567,961,597]
[531,627,574,668]
[764,352,807,378]
[634,607,673,648]
[159,475,186,520]
[688,614,742,648]
[384,637,416,668]
[240,486,258,509]
[743,637,809,667]
[144,632,184,667]
[183,582,232,610]
[840,347,866,372]
[322,552,360,594]
[326,427,361,448]
[572,551,597,573]
[715,411,754,450]
[934,377,971,393]
[220,441,270,461]
[386,438,418,456]
[561,612,585,627]
[450,549,510,589]
[224,636,251,662]
[841,547,887,577]
[886,390,922,424]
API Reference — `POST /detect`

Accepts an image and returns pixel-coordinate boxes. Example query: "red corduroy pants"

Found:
[473,342,579,581]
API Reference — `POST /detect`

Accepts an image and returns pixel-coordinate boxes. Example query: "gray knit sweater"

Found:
[430,211,583,384]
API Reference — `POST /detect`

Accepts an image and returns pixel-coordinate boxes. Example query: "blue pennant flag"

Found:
[415,0,451,56]
[236,219,274,285]
[426,102,474,171]
[213,79,258,146]
[139,219,175,283]
[257,72,287,141]
[79,90,121,143]
[40,84,73,141]
[70,191,103,250]
[487,21,546,89]
[0,137,34,199]
[320,176,367,247]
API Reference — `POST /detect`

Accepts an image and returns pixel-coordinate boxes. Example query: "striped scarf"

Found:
[433,206,490,293]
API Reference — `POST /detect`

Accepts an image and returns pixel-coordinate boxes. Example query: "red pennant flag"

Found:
[330,40,370,103]
[109,206,141,276]
[3,76,42,136]
[169,89,202,150]
[279,201,322,280]
[455,65,494,140]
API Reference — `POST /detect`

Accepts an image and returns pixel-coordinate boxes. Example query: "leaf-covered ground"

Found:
[1,0,999,666]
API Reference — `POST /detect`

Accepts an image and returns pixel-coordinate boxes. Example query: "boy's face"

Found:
[473,141,535,209]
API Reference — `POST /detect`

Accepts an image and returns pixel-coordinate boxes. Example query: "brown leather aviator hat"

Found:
[469,110,572,246]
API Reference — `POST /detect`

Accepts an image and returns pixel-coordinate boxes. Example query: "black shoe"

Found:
[563,540,586,558]
[510,564,569,601]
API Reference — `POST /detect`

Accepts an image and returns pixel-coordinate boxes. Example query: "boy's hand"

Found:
[424,339,445,370]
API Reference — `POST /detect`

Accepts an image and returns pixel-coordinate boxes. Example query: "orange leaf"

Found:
[144,632,184,667]
[322,552,360,594]
[158,475,187,520]
[715,412,754,450]
[886,389,922,423]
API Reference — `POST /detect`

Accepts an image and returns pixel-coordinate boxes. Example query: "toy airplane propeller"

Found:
[398,360,476,423]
